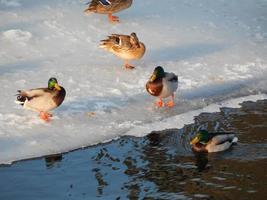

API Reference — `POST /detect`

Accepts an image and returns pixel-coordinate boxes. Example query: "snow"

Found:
[126,94,267,137]
[2,29,32,42]
[0,0,267,164]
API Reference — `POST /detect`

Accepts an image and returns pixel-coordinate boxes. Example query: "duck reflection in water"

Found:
[194,152,209,172]
[44,154,63,168]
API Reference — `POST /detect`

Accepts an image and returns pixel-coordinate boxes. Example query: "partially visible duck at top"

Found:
[15,78,66,122]
[190,130,238,153]
[84,0,133,23]
[99,32,146,69]
[146,66,178,107]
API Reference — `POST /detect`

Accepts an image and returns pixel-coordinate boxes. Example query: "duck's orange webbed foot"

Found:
[166,94,175,108]
[166,101,174,107]
[108,14,119,23]
[39,111,52,122]
[155,98,164,107]
[124,63,135,69]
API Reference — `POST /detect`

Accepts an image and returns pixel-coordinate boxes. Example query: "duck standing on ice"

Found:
[100,32,146,69]
[190,130,238,153]
[146,66,178,107]
[15,78,66,122]
[84,0,133,23]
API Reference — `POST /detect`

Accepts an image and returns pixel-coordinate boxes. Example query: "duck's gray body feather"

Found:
[16,88,66,113]
[160,72,178,98]
[206,134,238,153]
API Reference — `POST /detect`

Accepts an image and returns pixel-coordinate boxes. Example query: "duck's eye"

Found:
[115,37,120,44]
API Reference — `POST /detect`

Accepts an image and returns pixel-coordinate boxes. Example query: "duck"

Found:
[84,0,133,23]
[146,66,178,107]
[99,32,146,69]
[15,77,66,122]
[190,130,238,153]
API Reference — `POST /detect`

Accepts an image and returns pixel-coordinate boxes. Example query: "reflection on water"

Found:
[194,153,209,172]
[45,154,63,168]
[0,99,266,199]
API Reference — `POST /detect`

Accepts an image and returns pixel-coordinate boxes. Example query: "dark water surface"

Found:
[0,100,267,200]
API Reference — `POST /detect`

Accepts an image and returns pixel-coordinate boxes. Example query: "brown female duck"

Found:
[100,32,146,69]
[84,0,133,23]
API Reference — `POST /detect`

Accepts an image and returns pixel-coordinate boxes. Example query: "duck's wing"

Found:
[100,34,132,51]
[112,34,133,50]
[98,0,123,6]
[207,141,232,153]
[85,0,99,12]
[85,0,108,13]
[16,88,50,105]
[98,0,112,6]
[209,133,237,145]
[85,0,129,13]
[165,72,178,83]
[162,72,178,96]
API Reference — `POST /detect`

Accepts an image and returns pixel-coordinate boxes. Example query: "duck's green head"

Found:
[149,66,165,82]
[48,77,61,91]
[190,130,209,145]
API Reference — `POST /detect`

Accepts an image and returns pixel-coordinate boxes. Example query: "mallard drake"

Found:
[146,66,178,107]
[15,78,66,122]
[84,0,133,23]
[190,130,238,153]
[99,32,145,69]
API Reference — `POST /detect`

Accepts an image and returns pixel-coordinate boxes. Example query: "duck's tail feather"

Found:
[84,0,99,13]
[15,90,27,106]
[232,137,238,144]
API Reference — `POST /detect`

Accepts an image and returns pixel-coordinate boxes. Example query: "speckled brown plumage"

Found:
[85,0,132,14]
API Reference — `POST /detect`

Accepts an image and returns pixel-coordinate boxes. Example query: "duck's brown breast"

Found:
[146,79,163,97]
[52,87,66,106]
[192,143,208,153]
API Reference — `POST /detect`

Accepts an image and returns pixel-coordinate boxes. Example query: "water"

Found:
[0,99,266,200]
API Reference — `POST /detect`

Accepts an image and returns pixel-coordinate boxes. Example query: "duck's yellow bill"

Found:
[150,74,156,82]
[55,83,61,91]
[190,137,199,145]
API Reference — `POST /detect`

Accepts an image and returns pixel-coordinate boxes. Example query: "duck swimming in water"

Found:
[190,130,238,153]
[84,0,133,23]
[146,66,178,107]
[15,77,66,122]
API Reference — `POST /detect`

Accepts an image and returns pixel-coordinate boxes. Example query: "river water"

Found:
[0,99,266,200]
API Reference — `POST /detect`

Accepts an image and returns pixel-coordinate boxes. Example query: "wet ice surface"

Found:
[0,99,266,200]
[0,0,267,164]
